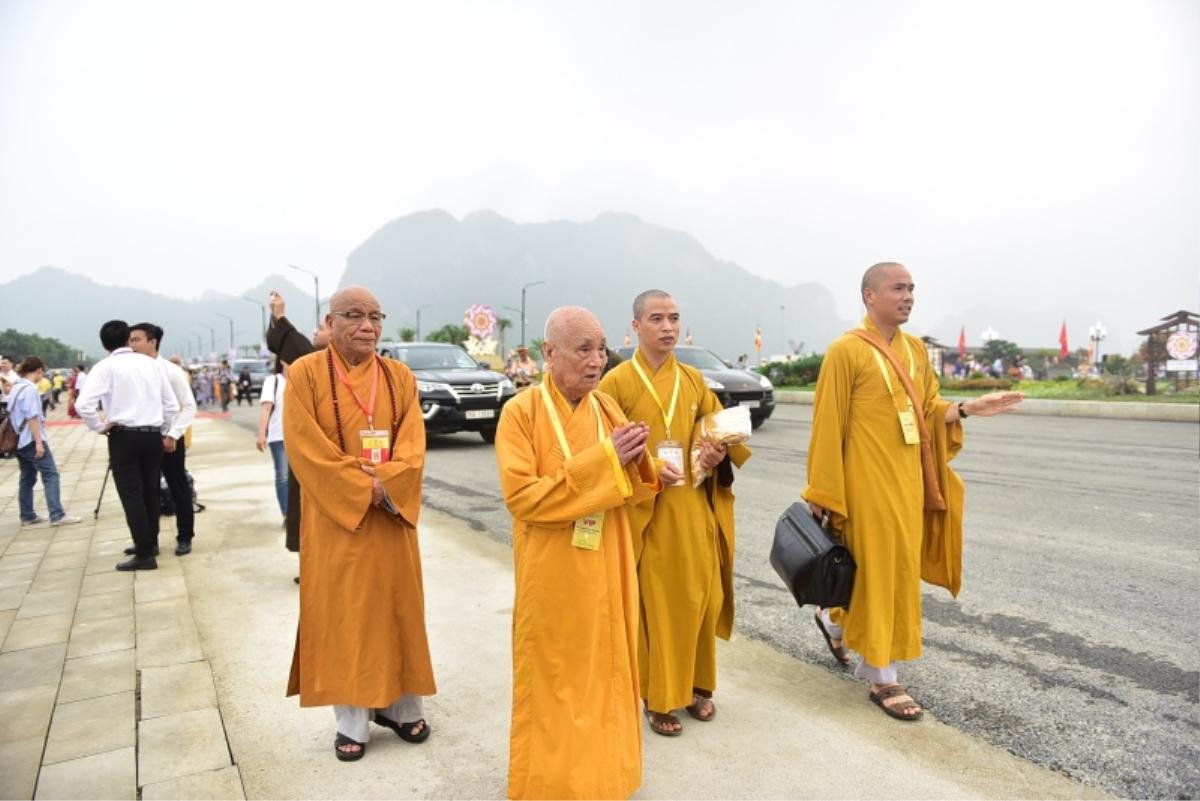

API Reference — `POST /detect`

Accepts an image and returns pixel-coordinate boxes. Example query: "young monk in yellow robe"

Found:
[599,290,751,737]
[804,262,1024,720]
[496,306,668,800]
[284,286,436,760]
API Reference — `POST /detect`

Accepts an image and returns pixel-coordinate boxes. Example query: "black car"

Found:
[616,346,775,429]
[377,342,516,442]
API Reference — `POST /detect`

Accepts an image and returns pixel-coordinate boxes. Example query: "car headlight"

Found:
[704,376,725,391]
[417,380,452,393]
[758,373,773,389]
[499,378,515,392]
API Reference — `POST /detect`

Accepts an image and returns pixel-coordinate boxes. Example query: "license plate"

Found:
[465,409,496,420]
[740,400,761,409]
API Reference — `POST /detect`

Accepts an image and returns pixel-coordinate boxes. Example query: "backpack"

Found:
[159,471,206,515]
[0,387,33,456]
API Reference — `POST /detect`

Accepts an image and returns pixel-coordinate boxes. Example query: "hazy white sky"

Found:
[2,0,1197,344]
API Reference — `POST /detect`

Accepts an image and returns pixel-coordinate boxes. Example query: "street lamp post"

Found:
[287,264,321,334]
[520,280,547,346]
[199,324,216,357]
[1089,321,1107,369]
[779,305,786,356]
[415,304,434,341]
[215,313,234,356]
[242,296,266,339]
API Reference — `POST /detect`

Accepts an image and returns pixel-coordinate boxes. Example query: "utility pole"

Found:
[416,304,433,341]
[288,264,321,333]
[520,280,547,346]
[216,313,234,356]
[242,296,266,339]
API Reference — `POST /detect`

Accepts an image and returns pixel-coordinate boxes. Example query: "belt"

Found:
[110,425,162,433]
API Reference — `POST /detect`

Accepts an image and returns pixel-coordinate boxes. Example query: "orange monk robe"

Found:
[599,353,751,713]
[802,316,964,669]
[496,374,661,801]
[284,347,436,707]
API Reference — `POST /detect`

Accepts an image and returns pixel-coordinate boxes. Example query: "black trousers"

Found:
[107,429,164,558]
[161,439,194,543]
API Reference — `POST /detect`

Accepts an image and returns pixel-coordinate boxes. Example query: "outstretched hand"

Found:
[965,391,1026,417]
[268,290,286,321]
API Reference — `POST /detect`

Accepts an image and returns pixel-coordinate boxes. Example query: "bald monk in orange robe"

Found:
[284,285,436,761]
[496,306,671,800]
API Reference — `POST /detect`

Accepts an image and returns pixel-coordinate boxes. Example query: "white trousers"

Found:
[334,694,424,743]
[818,608,899,685]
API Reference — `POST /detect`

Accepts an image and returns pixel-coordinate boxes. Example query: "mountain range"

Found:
[1,209,1148,360]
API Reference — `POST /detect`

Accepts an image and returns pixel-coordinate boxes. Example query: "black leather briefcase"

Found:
[769,502,856,609]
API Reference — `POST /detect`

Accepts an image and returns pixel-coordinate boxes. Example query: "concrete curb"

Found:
[774,390,1200,423]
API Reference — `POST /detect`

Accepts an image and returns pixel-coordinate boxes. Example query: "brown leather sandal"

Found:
[814,611,851,665]
[645,708,683,736]
[869,684,923,721]
[685,691,716,722]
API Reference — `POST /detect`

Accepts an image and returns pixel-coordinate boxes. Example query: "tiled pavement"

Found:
[0,416,244,800]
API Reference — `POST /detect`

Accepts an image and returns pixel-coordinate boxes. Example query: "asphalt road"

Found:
[230,401,1200,799]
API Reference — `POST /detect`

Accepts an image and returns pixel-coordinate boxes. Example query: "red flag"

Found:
[957,326,966,359]
[1058,320,1069,358]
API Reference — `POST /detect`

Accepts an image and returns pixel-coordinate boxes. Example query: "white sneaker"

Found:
[21,516,48,528]
[51,515,83,527]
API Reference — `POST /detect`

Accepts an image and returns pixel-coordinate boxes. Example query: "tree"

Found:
[528,338,545,362]
[980,338,1022,366]
[497,318,512,354]
[398,327,416,342]
[426,324,469,346]
[0,329,86,368]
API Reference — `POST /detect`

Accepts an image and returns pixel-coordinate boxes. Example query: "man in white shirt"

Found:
[76,320,180,571]
[0,355,19,409]
[255,363,289,520]
[131,323,199,557]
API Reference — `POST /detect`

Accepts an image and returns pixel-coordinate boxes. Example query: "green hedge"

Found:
[940,377,1014,390]
[759,354,824,386]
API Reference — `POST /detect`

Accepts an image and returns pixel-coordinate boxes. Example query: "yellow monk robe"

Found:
[284,347,436,707]
[802,316,964,669]
[497,373,660,801]
[599,352,751,712]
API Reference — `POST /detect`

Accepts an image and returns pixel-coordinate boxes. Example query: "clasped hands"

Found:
[360,464,385,507]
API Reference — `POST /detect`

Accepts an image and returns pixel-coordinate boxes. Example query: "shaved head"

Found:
[329,284,379,311]
[632,289,672,321]
[861,262,906,300]
[325,284,383,364]
[542,306,607,403]
[544,306,603,345]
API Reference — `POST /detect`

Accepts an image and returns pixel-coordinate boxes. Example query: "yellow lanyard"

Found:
[538,380,604,459]
[630,351,681,438]
[864,328,916,411]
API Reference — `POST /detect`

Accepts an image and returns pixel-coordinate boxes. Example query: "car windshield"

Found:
[674,348,727,370]
[390,345,478,370]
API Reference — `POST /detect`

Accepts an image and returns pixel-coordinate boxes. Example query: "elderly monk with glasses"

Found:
[283,285,436,761]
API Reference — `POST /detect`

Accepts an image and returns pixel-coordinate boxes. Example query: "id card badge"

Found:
[897,410,920,446]
[656,440,686,487]
[359,429,391,464]
[572,512,605,550]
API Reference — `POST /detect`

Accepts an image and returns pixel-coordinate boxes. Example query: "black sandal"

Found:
[814,610,851,666]
[374,712,431,743]
[334,733,366,761]
[644,708,683,737]
[685,689,716,722]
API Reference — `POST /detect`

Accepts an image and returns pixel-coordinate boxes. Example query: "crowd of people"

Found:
[2,264,1026,799]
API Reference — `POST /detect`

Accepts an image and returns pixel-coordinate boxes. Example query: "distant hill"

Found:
[341,209,851,358]
[0,267,315,360]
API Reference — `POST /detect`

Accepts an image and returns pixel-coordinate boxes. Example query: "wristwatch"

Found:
[958,400,969,419]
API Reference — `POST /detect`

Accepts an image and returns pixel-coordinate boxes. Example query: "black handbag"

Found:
[769,502,856,609]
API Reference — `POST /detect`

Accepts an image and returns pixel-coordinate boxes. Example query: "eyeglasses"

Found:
[331,311,387,326]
